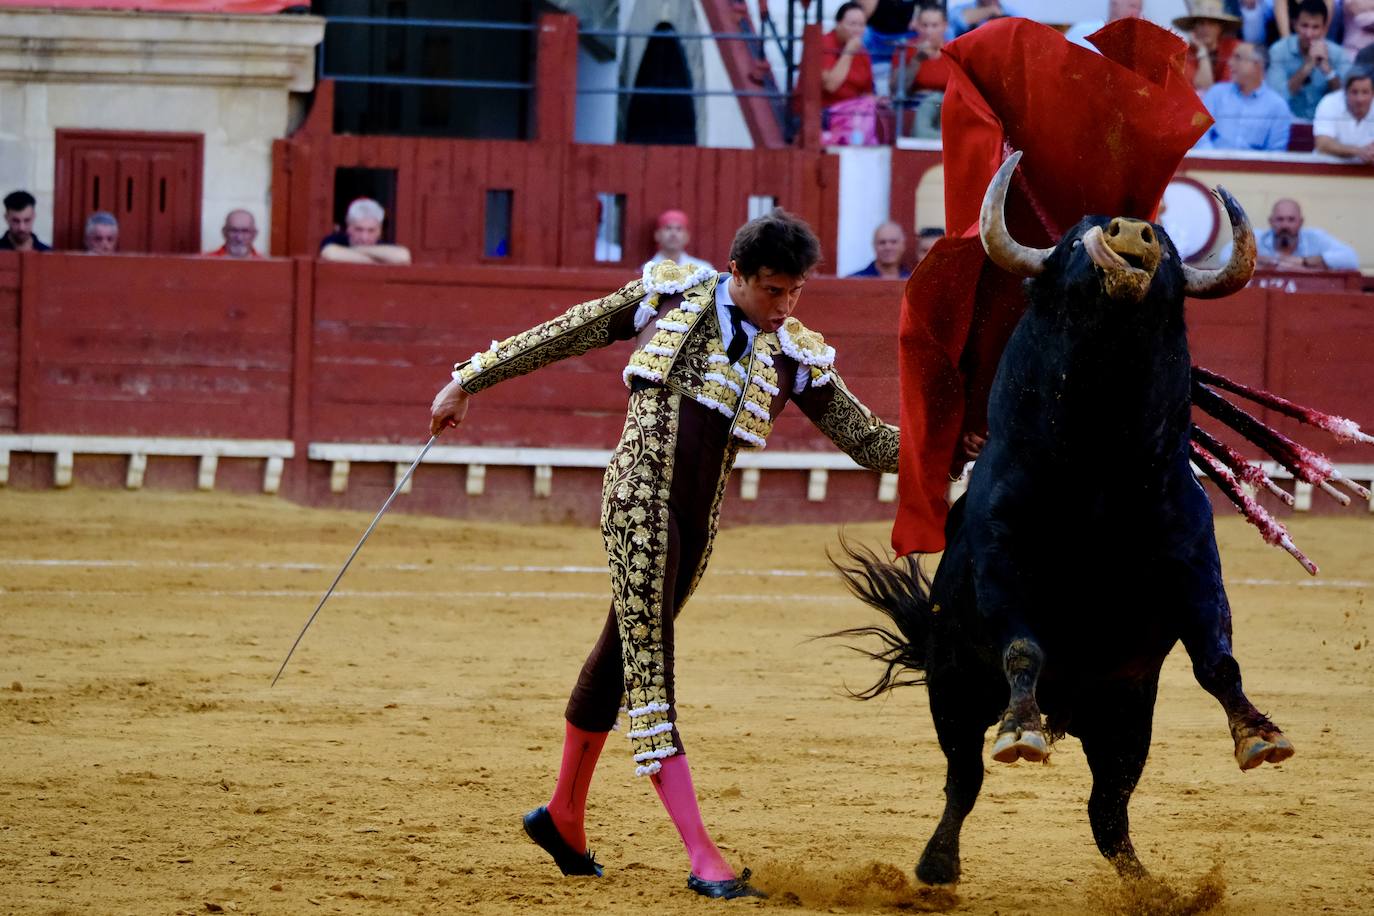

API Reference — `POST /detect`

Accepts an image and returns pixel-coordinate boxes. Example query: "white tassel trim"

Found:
[633,746,679,763]
[812,371,833,387]
[707,354,731,364]
[633,301,659,332]
[627,701,671,718]
[776,324,836,368]
[627,721,675,740]
[644,344,676,357]
[623,364,664,387]
[694,393,736,419]
[679,301,703,313]
[732,426,767,448]
[468,351,486,372]
[751,376,780,396]
[743,400,770,420]
[755,350,774,368]
[656,319,690,333]
[704,371,743,396]
[642,262,716,296]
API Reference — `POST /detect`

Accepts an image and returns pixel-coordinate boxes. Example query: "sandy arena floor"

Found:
[1,488,1372,915]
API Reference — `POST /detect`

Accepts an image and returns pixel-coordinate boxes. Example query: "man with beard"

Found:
[1229,198,1360,269]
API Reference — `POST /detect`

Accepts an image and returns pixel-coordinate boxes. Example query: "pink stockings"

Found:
[545,722,734,880]
[650,753,736,881]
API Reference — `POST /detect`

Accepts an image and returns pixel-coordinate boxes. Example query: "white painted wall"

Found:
[834,145,892,277]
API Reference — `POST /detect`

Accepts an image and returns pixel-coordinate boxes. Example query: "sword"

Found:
[271,434,439,686]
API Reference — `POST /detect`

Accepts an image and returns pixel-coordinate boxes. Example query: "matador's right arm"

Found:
[451,278,651,394]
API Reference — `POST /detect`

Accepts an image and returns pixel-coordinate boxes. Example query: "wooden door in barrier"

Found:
[53,130,204,254]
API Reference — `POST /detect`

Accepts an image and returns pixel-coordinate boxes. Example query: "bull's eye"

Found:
[1142,227,1154,244]
[1072,239,1082,249]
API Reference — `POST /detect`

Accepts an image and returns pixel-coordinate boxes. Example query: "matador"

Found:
[429,210,900,899]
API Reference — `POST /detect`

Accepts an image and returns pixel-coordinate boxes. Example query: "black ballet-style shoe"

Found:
[687,867,767,899]
[522,807,603,877]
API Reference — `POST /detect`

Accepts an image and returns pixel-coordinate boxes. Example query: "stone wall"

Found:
[0,8,323,253]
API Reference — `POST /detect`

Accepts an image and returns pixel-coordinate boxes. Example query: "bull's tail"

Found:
[825,537,936,699]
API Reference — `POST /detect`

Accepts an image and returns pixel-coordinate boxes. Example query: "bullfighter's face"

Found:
[728,263,806,333]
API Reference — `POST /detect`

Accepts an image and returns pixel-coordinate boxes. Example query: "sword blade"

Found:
[271,434,439,686]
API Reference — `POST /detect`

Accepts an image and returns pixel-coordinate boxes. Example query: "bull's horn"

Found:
[980,150,1052,278]
[1181,187,1256,299]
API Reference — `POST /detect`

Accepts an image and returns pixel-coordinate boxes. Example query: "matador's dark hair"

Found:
[728,208,823,278]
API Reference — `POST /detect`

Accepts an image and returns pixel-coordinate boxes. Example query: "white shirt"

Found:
[644,252,714,273]
[1313,90,1374,149]
[714,273,756,369]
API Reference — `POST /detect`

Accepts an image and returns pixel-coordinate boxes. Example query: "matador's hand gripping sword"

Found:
[271,434,439,686]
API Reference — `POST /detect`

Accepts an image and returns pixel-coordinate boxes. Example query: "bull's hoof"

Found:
[1235,732,1295,770]
[916,849,960,886]
[990,728,1049,764]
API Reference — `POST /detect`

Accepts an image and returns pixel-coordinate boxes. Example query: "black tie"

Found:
[725,305,750,363]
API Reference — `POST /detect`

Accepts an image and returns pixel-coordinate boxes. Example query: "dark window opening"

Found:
[624,23,696,146]
[485,189,513,258]
[333,167,399,241]
[315,0,537,139]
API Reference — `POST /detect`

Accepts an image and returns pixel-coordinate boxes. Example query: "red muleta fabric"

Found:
[892,17,1214,556]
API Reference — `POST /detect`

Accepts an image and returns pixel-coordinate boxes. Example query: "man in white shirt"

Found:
[1314,69,1374,161]
[642,209,714,272]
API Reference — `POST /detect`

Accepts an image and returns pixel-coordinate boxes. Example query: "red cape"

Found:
[892,17,1212,555]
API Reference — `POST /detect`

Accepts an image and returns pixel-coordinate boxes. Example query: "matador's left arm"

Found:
[792,367,901,474]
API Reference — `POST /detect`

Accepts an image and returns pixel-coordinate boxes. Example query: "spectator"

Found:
[207,209,261,258]
[643,209,713,272]
[914,226,945,266]
[848,221,912,278]
[1065,0,1144,49]
[856,0,921,96]
[1176,0,1244,92]
[1222,197,1360,268]
[83,212,118,254]
[1197,43,1294,149]
[892,5,952,96]
[1314,68,1374,159]
[1357,38,1374,66]
[1237,0,1277,45]
[1,190,51,252]
[819,2,888,145]
[1268,0,1351,118]
[320,198,412,265]
[950,0,1023,38]
[1273,0,1335,37]
[1343,0,1374,53]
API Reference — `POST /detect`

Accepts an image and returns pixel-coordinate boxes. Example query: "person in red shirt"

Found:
[892,4,953,95]
[822,2,875,106]
[1174,0,1243,93]
[205,209,262,258]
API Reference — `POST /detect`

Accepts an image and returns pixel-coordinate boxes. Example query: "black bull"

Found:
[836,153,1292,885]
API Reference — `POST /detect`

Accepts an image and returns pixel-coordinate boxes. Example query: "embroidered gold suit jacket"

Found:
[453,264,899,473]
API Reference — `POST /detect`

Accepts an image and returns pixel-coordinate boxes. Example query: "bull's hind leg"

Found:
[1078,678,1160,879]
[916,670,997,886]
[1189,642,1294,770]
[990,638,1049,763]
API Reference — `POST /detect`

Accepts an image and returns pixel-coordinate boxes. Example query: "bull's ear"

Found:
[979,151,1052,278]
[1181,187,1255,299]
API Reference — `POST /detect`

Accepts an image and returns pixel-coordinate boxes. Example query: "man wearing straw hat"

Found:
[1175,0,1244,92]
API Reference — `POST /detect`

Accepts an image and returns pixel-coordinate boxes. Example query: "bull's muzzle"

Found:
[1083,218,1161,302]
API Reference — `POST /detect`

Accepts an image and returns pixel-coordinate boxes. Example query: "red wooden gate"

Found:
[53,129,204,254]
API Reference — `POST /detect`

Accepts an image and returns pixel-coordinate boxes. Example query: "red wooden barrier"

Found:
[2,255,1371,524]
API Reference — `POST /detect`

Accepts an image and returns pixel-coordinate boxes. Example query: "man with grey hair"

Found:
[208,209,261,258]
[83,211,118,254]
[848,220,912,278]
[320,197,412,264]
